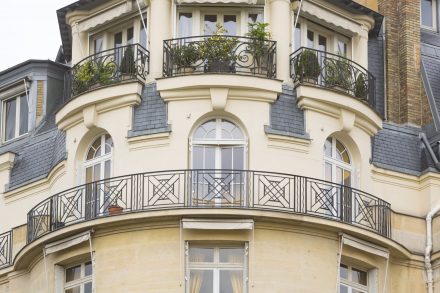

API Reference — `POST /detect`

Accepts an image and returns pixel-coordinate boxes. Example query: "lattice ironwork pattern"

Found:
[290,47,378,114]
[23,169,391,248]
[0,231,12,269]
[65,43,149,98]
[163,36,276,78]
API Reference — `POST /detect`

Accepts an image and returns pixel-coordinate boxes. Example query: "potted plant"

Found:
[108,204,123,215]
[294,49,321,83]
[198,23,238,73]
[96,61,116,85]
[170,42,200,74]
[73,60,95,94]
[354,74,368,100]
[323,58,352,91]
[246,22,271,75]
[120,45,136,77]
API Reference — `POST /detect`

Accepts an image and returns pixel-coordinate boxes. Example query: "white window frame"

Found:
[176,6,264,37]
[324,137,352,186]
[185,243,249,293]
[63,261,93,293]
[339,263,369,293]
[421,0,438,31]
[1,93,28,143]
[83,134,113,183]
[292,18,352,58]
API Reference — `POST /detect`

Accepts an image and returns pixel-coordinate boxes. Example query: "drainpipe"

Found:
[426,204,440,293]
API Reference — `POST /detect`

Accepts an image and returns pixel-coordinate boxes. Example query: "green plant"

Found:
[246,22,271,67]
[323,58,352,90]
[73,59,116,95]
[354,74,368,100]
[170,43,200,69]
[121,45,136,75]
[294,49,321,80]
[198,23,238,72]
[96,61,116,84]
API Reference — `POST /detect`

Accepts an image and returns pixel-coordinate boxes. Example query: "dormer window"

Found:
[2,94,28,142]
[421,0,437,31]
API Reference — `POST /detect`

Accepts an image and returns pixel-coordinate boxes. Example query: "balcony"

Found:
[163,36,277,78]
[290,47,377,112]
[65,44,150,98]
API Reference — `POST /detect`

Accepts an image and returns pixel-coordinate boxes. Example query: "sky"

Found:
[0,0,76,72]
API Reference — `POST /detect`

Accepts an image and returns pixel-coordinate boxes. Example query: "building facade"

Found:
[0,0,440,292]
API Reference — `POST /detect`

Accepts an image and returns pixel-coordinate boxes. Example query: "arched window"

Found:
[192,118,246,170]
[324,137,352,186]
[84,134,113,183]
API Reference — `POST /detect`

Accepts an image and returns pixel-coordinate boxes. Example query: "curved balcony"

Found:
[25,169,390,246]
[163,36,277,78]
[64,43,149,98]
[290,47,377,112]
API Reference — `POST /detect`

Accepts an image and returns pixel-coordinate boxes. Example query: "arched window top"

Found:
[193,119,244,141]
[86,134,113,161]
[324,137,350,164]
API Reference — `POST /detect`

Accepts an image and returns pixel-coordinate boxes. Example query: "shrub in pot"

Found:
[354,74,368,100]
[170,42,200,74]
[323,58,352,90]
[246,22,271,74]
[294,49,321,82]
[120,45,136,75]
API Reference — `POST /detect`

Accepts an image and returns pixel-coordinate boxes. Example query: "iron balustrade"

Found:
[163,36,277,78]
[0,231,12,269]
[64,43,150,98]
[290,47,377,112]
[26,169,391,243]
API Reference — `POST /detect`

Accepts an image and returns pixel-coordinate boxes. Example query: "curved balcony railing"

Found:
[64,43,149,98]
[0,231,12,269]
[163,36,277,78]
[26,169,391,244]
[290,47,377,112]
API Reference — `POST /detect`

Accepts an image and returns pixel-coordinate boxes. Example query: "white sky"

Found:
[0,0,76,72]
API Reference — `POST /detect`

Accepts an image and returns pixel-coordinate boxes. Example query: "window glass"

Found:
[338,40,348,57]
[422,0,435,28]
[85,134,113,183]
[324,137,352,187]
[190,247,214,262]
[140,18,148,48]
[65,265,81,282]
[65,262,93,293]
[94,36,104,54]
[190,270,213,293]
[4,98,16,141]
[339,264,369,293]
[307,30,314,48]
[318,35,327,52]
[204,15,217,34]
[294,23,301,52]
[248,13,262,24]
[220,270,243,293]
[224,15,237,35]
[219,247,244,263]
[19,95,28,136]
[127,27,134,45]
[179,13,193,37]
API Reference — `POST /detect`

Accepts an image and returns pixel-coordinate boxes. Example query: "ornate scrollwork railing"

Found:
[26,169,391,244]
[290,47,377,112]
[65,43,150,98]
[0,231,12,269]
[163,36,277,78]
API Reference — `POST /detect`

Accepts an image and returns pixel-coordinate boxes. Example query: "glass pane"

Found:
[325,162,332,182]
[194,120,216,140]
[220,270,243,293]
[233,147,244,170]
[85,261,93,276]
[189,247,214,262]
[204,15,217,34]
[105,134,113,154]
[343,170,351,187]
[190,270,213,293]
[179,13,192,37]
[65,286,80,293]
[352,267,368,286]
[94,36,103,54]
[93,164,101,181]
[221,147,232,169]
[336,167,343,185]
[336,140,350,163]
[140,18,148,48]
[221,120,243,139]
[86,167,93,184]
[114,32,123,48]
[224,15,237,35]
[193,146,204,169]
[84,282,93,293]
[65,265,81,282]
[114,32,123,65]
[318,35,327,52]
[205,147,216,169]
[338,40,347,57]
[294,23,301,51]
[248,13,262,24]
[324,137,332,157]
[19,95,28,135]
[127,27,134,45]
[88,137,101,160]
[340,264,348,279]
[219,248,244,263]
[104,160,111,179]
[339,284,348,293]
[4,98,16,141]
[422,0,434,27]
[307,30,314,48]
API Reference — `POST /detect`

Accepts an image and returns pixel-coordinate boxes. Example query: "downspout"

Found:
[426,204,440,293]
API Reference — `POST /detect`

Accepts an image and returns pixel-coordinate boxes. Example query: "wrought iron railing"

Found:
[0,231,12,269]
[65,43,149,98]
[163,36,277,78]
[26,169,391,243]
[290,47,376,111]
